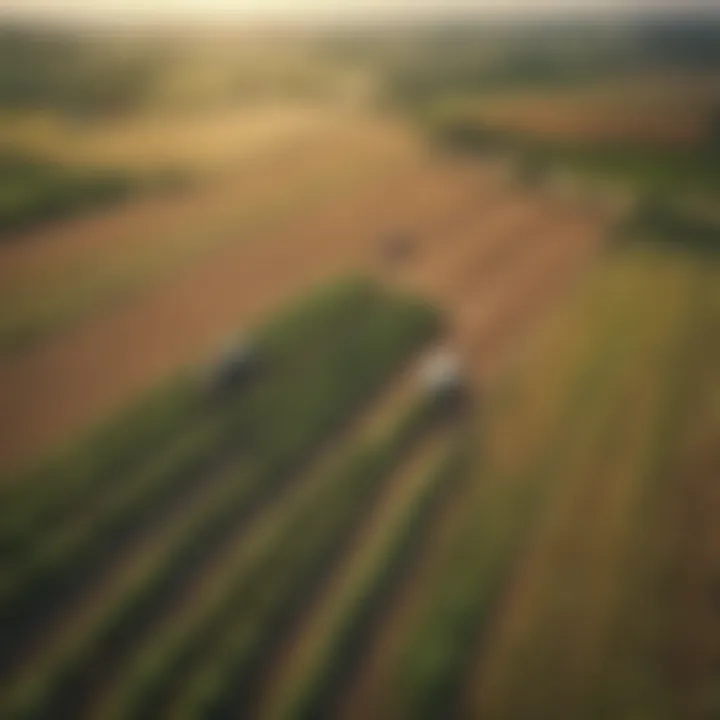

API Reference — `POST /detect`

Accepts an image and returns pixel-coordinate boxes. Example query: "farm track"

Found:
[252,427,457,720]
[336,468,473,720]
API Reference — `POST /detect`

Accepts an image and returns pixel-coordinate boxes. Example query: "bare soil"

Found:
[0,116,610,475]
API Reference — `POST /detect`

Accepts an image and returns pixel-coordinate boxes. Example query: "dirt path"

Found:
[253,428,453,720]
[336,461,472,720]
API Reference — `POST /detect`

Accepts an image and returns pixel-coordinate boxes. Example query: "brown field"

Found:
[437,74,720,144]
[0,113,415,352]
[0,109,609,476]
[0,114,410,282]
[2,89,715,720]
[0,104,342,171]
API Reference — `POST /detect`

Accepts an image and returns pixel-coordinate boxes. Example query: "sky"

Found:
[0,0,714,24]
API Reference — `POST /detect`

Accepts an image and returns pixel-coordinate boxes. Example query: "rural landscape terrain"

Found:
[0,5,719,719]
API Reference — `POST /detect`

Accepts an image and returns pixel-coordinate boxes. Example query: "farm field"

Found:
[0,105,341,172]
[0,111,412,352]
[0,280,445,718]
[1,85,713,720]
[1,14,719,720]
[431,73,720,145]
[0,108,608,474]
[338,250,720,720]
[1,234,716,719]
[424,72,720,199]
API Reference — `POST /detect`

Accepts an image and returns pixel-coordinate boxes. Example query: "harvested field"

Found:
[0,114,416,352]
[0,114,608,473]
[0,105,344,172]
[333,253,718,720]
[0,113,715,719]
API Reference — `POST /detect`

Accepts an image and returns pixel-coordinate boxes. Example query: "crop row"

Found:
[106,397,439,720]
[370,254,705,719]
[0,280,440,717]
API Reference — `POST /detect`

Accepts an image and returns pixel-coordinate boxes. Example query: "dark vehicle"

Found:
[201,338,259,400]
[380,231,417,266]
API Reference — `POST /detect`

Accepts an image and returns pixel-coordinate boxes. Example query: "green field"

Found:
[0,237,717,719]
[0,152,141,239]
[0,279,445,717]
[338,249,719,720]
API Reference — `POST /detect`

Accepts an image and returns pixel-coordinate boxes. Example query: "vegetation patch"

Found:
[428,116,720,197]
[618,196,720,255]
[0,279,440,717]
[0,151,187,239]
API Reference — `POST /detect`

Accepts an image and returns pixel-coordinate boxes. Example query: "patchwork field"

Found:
[338,252,719,720]
[0,109,609,474]
[0,112,412,350]
[424,72,720,200]
[1,239,716,719]
[1,13,719,719]
[0,94,716,720]
[433,74,720,145]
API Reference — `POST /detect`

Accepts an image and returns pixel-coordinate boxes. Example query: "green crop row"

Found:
[0,279,440,718]
[0,151,188,241]
[618,196,720,255]
[279,438,471,720]
[0,279,436,577]
[110,398,437,720]
[382,255,702,719]
[0,278,389,557]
